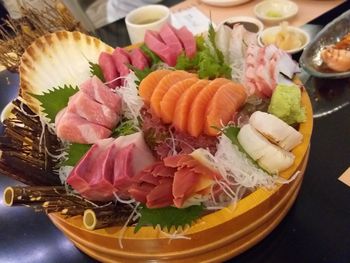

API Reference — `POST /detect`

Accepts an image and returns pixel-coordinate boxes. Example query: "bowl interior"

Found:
[254,0,298,23]
[300,10,350,78]
[258,26,309,54]
[220,15,264,33]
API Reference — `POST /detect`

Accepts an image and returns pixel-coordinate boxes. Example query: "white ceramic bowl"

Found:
[220,15,264,34]
[254,0,298,25]
[258,26,310,54]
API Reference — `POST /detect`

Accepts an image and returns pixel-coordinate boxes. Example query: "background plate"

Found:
[200,0,253,7]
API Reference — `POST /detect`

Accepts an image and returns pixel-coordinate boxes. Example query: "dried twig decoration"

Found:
[0,1,87,71]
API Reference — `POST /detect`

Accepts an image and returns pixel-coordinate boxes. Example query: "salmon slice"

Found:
[205,82,247,136]
[150,70,195,117]
[173,79,209,132]
[187,78,231,137]
[160,77,198,123]
[138,69,172,104]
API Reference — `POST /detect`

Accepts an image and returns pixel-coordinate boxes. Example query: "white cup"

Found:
[125,5,171,44]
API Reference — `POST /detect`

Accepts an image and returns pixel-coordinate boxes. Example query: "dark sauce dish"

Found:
[220,16,264,34]
[300,9,350,79]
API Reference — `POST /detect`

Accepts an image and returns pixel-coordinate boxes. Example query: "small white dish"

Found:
[201,0,253,7]
[258,26,310,54]
[254,0,298,25]
[220,15,264,34]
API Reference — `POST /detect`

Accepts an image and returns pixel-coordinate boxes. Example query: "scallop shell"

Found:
[19,31,114,114]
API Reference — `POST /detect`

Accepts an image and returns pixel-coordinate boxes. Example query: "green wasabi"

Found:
[268,84,306,125]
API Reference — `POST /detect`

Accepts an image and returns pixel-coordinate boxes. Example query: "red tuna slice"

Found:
[174,26,196,58]
[112,47,130,84]
[55,109,111,144]
[113,144,134,193]
[129,48,149,70]
[67,91,119,129]
[112,132,156,193]
[66,138,114,198]
[144,30,178,66]
[81,144,118,201]
[128,183,154,204]
[80,76,122,113]
[159,23,183,58]
[146,177,174,208]
[98,52,120,88]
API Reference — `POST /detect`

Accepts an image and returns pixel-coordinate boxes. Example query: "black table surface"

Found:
[1,1,350,263]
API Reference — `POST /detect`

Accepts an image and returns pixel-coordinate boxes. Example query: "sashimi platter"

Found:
[1,22,313,262]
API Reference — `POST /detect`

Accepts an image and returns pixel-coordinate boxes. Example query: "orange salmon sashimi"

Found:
[173,79,210,133]
[187,78,231,137]
[204,82,247,136]
[138,69,172,104]
[160,77,198,123]
[150,70,195,117]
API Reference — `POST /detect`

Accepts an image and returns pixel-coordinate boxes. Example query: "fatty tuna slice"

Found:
[67,91,119,129]
[98,52,120,88]
[80,76,122,113]
[144,30,178,66]
[159,23,183,58]
[55,108,111,144]
[174,26,196,58]
[129,48,149,70]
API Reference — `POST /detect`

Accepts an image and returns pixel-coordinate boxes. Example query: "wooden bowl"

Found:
[48,89,313,262]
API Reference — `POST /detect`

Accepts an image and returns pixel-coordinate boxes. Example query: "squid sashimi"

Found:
[150,70,195,117]
[187,78,230,137]
[160,77,198,123]
[98,52,120,88]
[55,109,112,144]
[138,69,172,103]
[80,76,122,113]
[173,79,209,133]
[204,82,247,136]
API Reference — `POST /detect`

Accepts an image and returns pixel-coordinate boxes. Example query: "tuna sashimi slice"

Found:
[204,82,247,135]
[112,47,130,83]
[138,69,172,104]
[128,183,154,204]
[55,109,111,144]
[98,52,120,88]
[112,132,156,194]
[67,91,119,129]
[144,30,178,66]
[80,76,122,113]
[188,78,230,137]
[172,168,199,208]
[159,23,183,58]
[150,70,195,117]
[129,47,149,70]
[174,26,197,58]
[66,138,114,199]
[160,77,198,123]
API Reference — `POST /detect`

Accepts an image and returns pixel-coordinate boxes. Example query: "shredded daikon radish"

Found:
[113,192,137,205]
[117,202,140,249]
[215,135,276,189]
[115,72,144,124]
[155,225,191,244]
[58,165,74,184]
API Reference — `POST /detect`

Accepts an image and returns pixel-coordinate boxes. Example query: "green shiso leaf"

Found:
[140,44,160,65]
[63,143,91,166]
[111,119,139,137]
[134,204,204,233]
[89,61,105,82]
[30,84,79,122]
